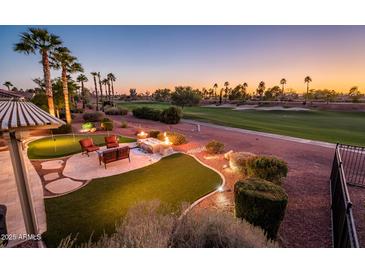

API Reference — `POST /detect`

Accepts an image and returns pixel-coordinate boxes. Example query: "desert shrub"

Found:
[132,107,161,121]
[229,152,256,173]
[71,108,84,113]
[247,156,288,184]
[52,124,72,134]
[83,111,105,122]
[234,177,288,240]
[82,122,94,130]
[121,120,128,128]
[105,106,128,116]
[157,131,187,145]
[100,117,114,131]
[159,106,182,124]
[205,140,225,154]
[148,130,160,138]
[59,201,273,248]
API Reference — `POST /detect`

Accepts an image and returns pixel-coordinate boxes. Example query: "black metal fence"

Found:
[337,144,365,187]
[330,144,360,248]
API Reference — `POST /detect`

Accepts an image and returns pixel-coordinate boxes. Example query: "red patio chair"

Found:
[79,138,100,156]
[105,135,119,149]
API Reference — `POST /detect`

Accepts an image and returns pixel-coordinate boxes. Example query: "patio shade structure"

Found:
[0,99,65,241]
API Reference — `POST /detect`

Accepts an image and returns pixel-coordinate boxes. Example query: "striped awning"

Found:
[0,100,65,131]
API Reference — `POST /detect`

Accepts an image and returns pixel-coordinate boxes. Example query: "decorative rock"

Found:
[45,178,83,194]
[43,172,60,182]
[41,160,64,170]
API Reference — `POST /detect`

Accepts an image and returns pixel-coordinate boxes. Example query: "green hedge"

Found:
[52,124,72,134]
[157,131,187,145]
[100,117,114,131]
[132,107,161,121]
[229,152,256,173]
[83,111,105,122]
[160,106,182,124]
[247,156,288,185]
[105,106,128,116]
[234,177,288,240]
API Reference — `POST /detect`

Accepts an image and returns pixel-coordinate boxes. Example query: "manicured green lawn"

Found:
[43,153,222,247]
[27,134,135,159]
[118,101,365,146]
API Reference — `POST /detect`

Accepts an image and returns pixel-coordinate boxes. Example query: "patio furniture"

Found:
[79,138,100,156]
[137,137,163,154]
[105,135,119,149]
[97,146,130,169]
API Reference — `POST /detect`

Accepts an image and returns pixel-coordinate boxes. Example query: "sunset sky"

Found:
[1,25,365,94]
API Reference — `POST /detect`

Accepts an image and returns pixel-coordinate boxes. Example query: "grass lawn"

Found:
[27,134,135,159]
[43,153,222,247]
[118,101,365,146]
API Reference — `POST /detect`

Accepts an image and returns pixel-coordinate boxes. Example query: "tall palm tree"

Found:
[97,72,104,109]
[304,76,312,101]
[3,81,13,91]
[213,83,218,99]
[50,47,83,124]
[14,27,62,116]
[257,81,265,100]
[222,81,229,104]
[102,79,110,102]
[91,72,99,111]
[280,78,287,94]
[107,73,116,104]
[77,74,88,109]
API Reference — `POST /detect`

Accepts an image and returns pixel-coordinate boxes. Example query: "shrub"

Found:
[52,124,72,134]
[205,140,225,154]
[157,131,187,145]
[159,106,182,124]
[83,111,105,122]
[148,130,160,138]
[86,104,93,110]
[247,156,288,184]
[100,117,114,131]
[132,107,161,121]
[229,152,256,173]
[71,108,84,113]
[59,201,273,248]
[121,120,128,128]
[234,177,288,240]
[82,122,94,130]
[105,106,128,116]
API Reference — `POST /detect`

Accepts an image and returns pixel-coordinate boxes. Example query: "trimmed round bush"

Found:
[148,130,160,138]
[234,177,288,240]
[205,140,225,154]
[229,152,256,173]
[52,124,72,134]
[100,117,114,131]
[105,106,128,116]
[247,156,288,184]
[157,131,187,145]
[83,111,105,122]
[132,107,161,121]
[82,122,94,130]
[159,106,182,124]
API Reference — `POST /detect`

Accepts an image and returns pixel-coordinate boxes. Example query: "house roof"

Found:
[0,89,34,100]
[0,100,65,131]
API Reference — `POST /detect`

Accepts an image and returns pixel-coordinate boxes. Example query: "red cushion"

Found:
[79,138,93,148]
[105,135,118,144]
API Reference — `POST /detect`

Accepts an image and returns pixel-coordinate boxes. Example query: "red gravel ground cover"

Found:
[102,114,335,247]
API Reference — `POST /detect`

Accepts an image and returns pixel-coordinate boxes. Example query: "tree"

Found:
[3,81,13,91]
[222,82,229,104]
[213,83,218,99]
[77,74,88,109]
[304,76,312,102]
[50,47,83,123]
[97,72,104,109]
[91,72,99,111]
[256,81,265,100]
[264,86,281,100]
[280,78,287,95]
[107,73,116,104]
[102,79,110,102]
[153,88,171,102]
[348,86,362,102]
[130,88,137,99]
[171,86,202,108]
[14,27,62,116]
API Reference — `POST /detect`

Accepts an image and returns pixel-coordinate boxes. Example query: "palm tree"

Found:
[107,73,116,104]
[257,81,265,100]
[97,72,104,109]
[3,81,13,91]
[50,47,83,124]
[102,79,110,102]
[242,82,248,98]
[77,74,88,109]
[14,27,62,116]
[304,76,312,102]
[222,81,229,104]
[91,72,99,111]
[280,78,287,95]
[213,83,218,99]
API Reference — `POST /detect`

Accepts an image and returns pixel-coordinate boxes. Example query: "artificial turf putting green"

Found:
[118,101,365,146]
[27,134,135,159]
[43,153,222,247]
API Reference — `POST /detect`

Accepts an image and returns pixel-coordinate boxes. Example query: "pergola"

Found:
[0,99,65,243]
